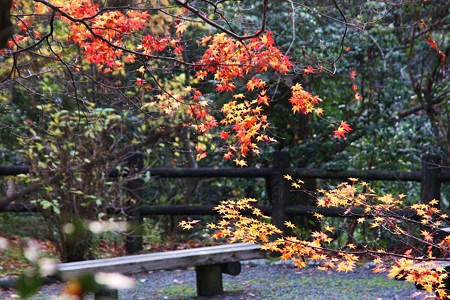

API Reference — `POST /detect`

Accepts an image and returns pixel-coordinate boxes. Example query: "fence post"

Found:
[125,152,144,254]
[271,151,290,232]
[421,155,441,204]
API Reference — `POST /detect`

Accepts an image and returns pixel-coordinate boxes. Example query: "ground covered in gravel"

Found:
[0,260,431,300]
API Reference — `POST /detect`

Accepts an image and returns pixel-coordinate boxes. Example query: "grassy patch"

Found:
[153,285,196,298]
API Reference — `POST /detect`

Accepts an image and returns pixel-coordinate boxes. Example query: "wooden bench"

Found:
[57,243,266,299]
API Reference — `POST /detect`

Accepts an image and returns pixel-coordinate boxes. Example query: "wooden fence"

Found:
[0,152,449,254]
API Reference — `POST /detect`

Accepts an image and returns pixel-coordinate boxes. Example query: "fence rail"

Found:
[0,152,449,254]
[3,166,449,181]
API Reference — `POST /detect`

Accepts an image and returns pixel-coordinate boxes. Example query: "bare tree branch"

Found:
[173,0,268,40]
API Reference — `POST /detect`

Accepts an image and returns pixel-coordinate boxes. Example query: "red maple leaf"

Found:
[220,131,230,140]
[339,121,352,132]
[333,121,352,140]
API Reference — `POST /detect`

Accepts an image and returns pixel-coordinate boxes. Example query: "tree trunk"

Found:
[0,0,13,49]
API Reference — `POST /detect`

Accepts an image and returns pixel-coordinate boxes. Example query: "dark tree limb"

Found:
[399,96,449,118]
[173,0,268,41]
[0,0,13,49]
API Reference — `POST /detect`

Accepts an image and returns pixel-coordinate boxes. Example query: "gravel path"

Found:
[0,260,430,300]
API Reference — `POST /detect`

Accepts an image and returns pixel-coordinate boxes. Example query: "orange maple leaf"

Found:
[223,151,233,160]
[426,38,446,63]
[247,77,266,91]
[303,66,315,74]
[421,230,434,242]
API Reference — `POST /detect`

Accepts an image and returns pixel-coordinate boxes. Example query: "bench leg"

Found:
[222,261,241,276]
[94,289,118,300]
[195,264,223,297]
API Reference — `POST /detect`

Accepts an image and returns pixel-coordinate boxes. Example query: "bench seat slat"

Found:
[57,243,264,279]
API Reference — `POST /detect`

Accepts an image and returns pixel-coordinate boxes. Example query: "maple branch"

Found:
[200,0,237,35]
[291,1,364,30]
[317,243,450,263]
[142,63,195,107]
[173,0,268,40]
[284,0,296,56]
[7,10,56,56]
[367,34,386,70]
[29,0,191,67]
[328,0,348,72]
[45,37,86,112]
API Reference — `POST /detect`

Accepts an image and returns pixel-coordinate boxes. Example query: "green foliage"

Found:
[17,102,130,261]
[16,273,43,299]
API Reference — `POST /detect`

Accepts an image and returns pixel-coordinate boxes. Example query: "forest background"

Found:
[0,0,448,298]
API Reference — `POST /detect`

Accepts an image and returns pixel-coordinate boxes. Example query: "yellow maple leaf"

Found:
[429,199,439,206]
[373,257,382,264]
[387,265,404,279]
[283,174,292,181]
[421,230,434,242]
[313,212,324,219]
[136,66,146,74]
[234,159,248,167]
[175,23,187,35]
[370,222,380,228]
[324,226,335,232]
[200,35,212,44]
[346,243,356,249]
[292,182,301,189]
[207,223,217,229]
[284,221,296,229]
[336,261,354,272]
[178,220,199,230]
[261,34,268,44]
[314,107,324,115]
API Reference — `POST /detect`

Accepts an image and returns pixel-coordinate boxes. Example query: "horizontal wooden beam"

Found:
[2,165,448,181]
[2,164,450,183]
[287,168,423,181]
[137,205,272,216]
[0,165,29,176]
[439,172,450,182]
[143,167,273,178]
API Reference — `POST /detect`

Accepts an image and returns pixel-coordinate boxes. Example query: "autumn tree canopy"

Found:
[1,0,448,167]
